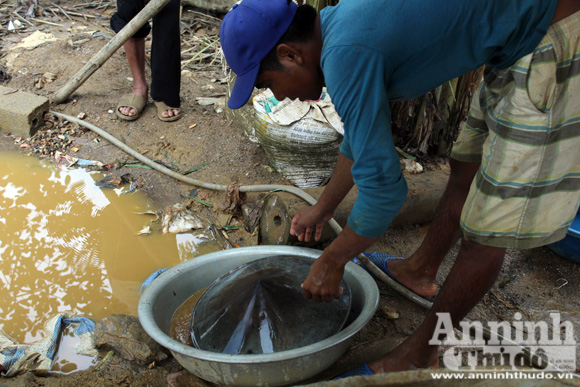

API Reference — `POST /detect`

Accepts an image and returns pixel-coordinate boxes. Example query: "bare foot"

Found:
[388,258,438,298]
[368,343,439,373]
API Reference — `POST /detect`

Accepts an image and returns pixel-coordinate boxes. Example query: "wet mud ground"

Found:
[1,2,580,386]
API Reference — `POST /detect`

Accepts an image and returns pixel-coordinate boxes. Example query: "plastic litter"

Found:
[141,268,168,293]
[0,314,96,377]
[547,209,580,264]
[161,203,207,234]
[190,255,351,354]
[54,151,104,170]
[401,158,423,174]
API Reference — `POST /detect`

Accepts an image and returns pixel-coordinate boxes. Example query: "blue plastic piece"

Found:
[547,210,580,264]
[1,316,95,375]
[333,362,374,379]
[141,268,168,292]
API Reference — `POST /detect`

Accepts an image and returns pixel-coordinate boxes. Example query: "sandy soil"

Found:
[1,2,579,386]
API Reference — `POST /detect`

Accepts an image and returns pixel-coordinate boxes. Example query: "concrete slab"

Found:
[0,85,49,137]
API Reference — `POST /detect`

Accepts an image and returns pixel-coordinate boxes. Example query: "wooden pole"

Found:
[53,0,171,104]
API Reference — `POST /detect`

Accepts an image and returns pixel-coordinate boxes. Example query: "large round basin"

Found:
[138,246,379,386]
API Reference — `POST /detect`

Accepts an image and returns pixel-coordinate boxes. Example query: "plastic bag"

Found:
[251,89,344,188]
[190,256,351,354]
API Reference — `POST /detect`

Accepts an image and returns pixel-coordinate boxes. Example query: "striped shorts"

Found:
[450,11,580,249]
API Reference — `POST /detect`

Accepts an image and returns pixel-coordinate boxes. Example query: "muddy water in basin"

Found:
[0,151,220,372]
[170,288,206,347]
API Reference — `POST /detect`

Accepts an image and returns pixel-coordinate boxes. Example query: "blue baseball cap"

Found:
[220,0,298,109]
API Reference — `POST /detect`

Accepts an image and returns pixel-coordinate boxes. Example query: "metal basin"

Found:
[138,246,379,386]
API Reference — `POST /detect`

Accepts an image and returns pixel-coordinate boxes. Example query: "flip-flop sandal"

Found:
[361,251,435,301]
[154,101,182,122]
[116,94,147,121]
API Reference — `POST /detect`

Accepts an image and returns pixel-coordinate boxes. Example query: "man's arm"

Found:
[290,153,355,242]
[300,46,406,300]
[302,224,377,302]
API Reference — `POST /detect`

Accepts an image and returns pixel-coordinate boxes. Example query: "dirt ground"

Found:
[1,1,580,386]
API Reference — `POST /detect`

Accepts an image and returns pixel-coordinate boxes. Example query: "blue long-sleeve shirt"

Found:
[319,0,558,238]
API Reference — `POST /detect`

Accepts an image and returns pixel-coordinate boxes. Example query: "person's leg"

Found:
[111,0,151,119]
[387,158,479,298]
[369,239,506,372]
[118,37,148,117]
[150,0,181,119]
[369,12,580,374]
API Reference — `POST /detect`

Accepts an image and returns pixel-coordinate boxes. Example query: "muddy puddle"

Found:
[0,151,221,372]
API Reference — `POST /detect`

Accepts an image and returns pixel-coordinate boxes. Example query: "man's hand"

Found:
[290,153,355,242]
[301,253,345,302]
[290,204,333,242]
[301,225,378,302]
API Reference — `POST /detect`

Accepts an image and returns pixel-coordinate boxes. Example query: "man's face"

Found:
[256,62,324,103]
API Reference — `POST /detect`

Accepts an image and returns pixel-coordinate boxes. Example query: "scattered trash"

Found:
[124,181,139,194]
[33,72,57,90]
[0,314,96,377]
[17,113,85,157]
[141,269,168,292]
[77,112,87,119]
[161,203,206,234]
[43,72,56,82]
[196,97,222,106]
[76,158,104,167]
[401,158,423,174]
[54,151,77,170]
[55,151,105,170]
[196,96,225,114]
[210,224,236,249]
[138,225,152,236]
[136,210,160,222]
[7,20,22,32]
[555,278,569,290]
[261,165,275,173]
[381,306,400,320]
[95,173,134,188]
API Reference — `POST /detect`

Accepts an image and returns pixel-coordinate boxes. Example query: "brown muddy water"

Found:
[0,151,220,372]
[170,287,206,347]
